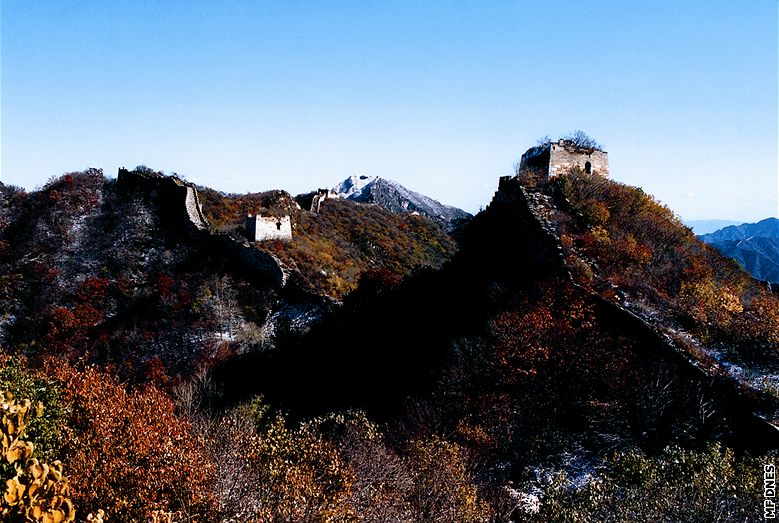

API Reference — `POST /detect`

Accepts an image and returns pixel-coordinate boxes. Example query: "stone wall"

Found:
[458,176,569,282]
[117,168,211,233]
[548,142,609,177]
[117,168,287,287]
[183,185,209,230]
[246,215,292,242]
[518,141,609,180]
[310,189,331,214]
[518,145,552,178]
[211,234,287,287]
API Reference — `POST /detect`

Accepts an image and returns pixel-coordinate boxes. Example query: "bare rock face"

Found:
[333,175,471,230]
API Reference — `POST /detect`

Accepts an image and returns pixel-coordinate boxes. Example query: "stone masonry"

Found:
[246,215,293,242]
[519,139,609,180]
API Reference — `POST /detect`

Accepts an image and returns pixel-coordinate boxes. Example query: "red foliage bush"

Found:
[47,365,216,521]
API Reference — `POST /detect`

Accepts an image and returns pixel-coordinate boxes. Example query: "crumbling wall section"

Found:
[183,184,209,230]
[518,146,551,179]
[310,189,331,214]
[211,234,288,287]
[457,176,569,282]
[117,168,210,233]
[548,143,609,177]
[247,215,292,241]
[117,168,287,287]
[518,142,609,180]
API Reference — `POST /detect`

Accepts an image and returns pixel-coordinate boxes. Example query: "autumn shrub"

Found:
[535,444,769,522]
[303,412,491,522]
[186,395,356,522]
[253,413,356,522]
[405,436,490,523]
[48,365,216,521]
[310,411,414,522]
[554,169,779,365]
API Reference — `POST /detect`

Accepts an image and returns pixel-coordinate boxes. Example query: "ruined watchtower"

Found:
[519,139,609,181]
[245,214,292,242]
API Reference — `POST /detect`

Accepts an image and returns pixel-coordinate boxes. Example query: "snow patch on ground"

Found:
[260,302,326,349]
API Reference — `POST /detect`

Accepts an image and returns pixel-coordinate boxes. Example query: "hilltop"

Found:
[332,174,472,229]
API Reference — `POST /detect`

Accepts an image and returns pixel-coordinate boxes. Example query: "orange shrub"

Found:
[48,365,216,521]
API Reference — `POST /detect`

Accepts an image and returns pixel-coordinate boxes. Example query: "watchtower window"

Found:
[584,161,592,174]
[276,221,282,230]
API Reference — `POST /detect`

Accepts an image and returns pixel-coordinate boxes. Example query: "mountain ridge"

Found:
[699,217,779,283]
[685,219,742,235]
[332,174,472,228]
[1,164,778,520]
[699,217,779,241]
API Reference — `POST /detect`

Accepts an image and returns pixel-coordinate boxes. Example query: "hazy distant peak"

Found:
[698,217,779,284]
[698,217,779,241]
[684,219,742,235]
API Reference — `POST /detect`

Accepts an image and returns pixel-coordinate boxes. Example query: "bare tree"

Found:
[562,130,603,150]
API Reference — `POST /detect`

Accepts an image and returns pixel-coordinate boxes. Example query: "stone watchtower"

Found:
[245,214,292,242]
[519,139,609,181]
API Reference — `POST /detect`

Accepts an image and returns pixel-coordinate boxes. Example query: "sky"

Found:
[1,1,777,222]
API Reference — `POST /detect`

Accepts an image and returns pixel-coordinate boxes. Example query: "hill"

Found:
[0,167,457,382]
[196,182,458,299]
[699,217,779,241]
[1,164,777,521]
[332,174,472,229]
[699,217,779,283]
[218,169,779,520]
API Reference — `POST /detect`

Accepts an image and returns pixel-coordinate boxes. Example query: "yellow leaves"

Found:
[0,389,77,523]
[718,289,743,314]
[0,393,35,442]
[6,440,34,465]
[5,477,25,505]
[29,459,47,481]
[5,454,75,522]
[85,509,106,522]
[23,493,75,523]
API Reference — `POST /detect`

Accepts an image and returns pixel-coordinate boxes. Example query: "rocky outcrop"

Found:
[116,168,287,288]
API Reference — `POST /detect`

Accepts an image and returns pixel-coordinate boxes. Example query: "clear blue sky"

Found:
[2,1,777,221]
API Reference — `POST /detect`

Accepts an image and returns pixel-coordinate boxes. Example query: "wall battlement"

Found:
[117,167,210,232]
[246,214,292,242]
[116,168,287,287]
[519,139,609,181]
[310,189,332,214]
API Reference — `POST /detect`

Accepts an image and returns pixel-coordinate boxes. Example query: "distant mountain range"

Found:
[699,217,779,284]
[685,219,743,235]
[332,175,471,228]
